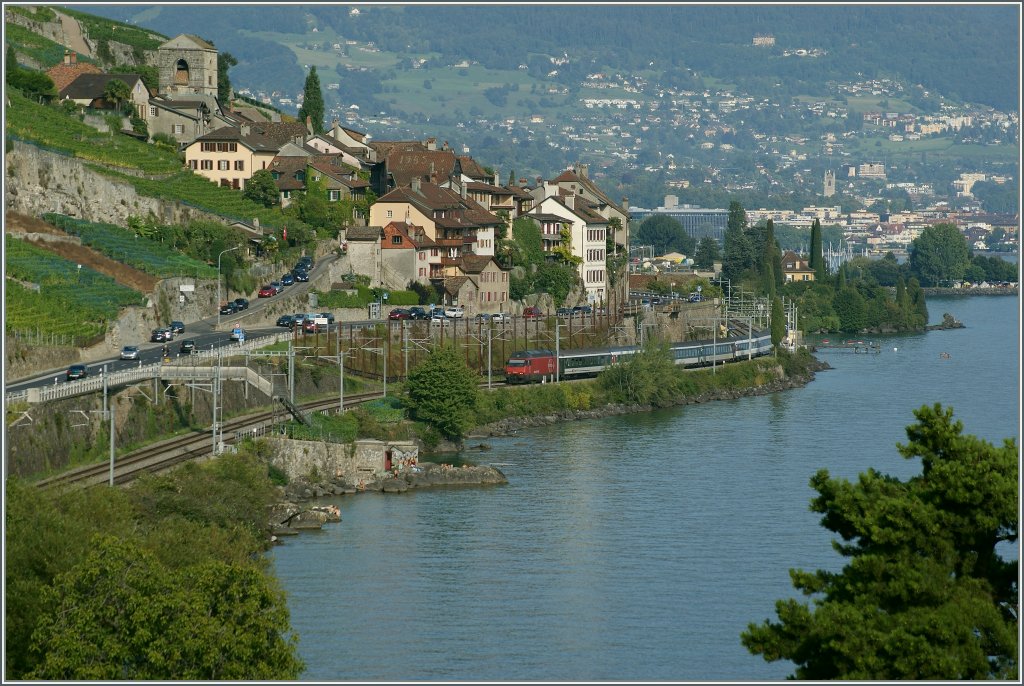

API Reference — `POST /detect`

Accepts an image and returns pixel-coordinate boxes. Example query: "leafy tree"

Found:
[742,404,1018,680]
[405,345,479,442]
[244,169,280,208]
[6,63,57,101]
[694,236,720,269]
[909,223,970,286]
[552,225,583,266]
[534,262,579,305]
[634,215,695,256]
[103,78,132,114]
[297,65,325,135]
[598,339,680,407]
[832,285,866,333]
[218,51,237,104]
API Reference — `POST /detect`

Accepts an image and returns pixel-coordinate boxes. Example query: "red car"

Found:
[258,285,275,298]
[388,308,411,320]
[523,306,543,318]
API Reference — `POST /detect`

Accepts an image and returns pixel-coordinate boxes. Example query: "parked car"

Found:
[556,307,573,317]
[276,314,295,328]
[292,269,309,282]
[444,305,464,318]
[523,306,543,318]
[688,292,703,302]
[491,312,511,322]
[119,345,139,360]
[572,305,593,316]
[303,319,318,334]
[269,281,283,294]
[297,256,313,270]
[234,298,249,310]
[230,327,246,342]
[429,313,448,327]
[258,285,275,298]
[474,312,492,323]
[169,320,185,334]
[281,274,295,287]
[389,308,411,320]
[407,306,429,320]
[66,364,88,381]
[179,339,196,354]
[220,302,238,315]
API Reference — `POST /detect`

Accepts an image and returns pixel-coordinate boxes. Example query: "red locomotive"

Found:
[503,349,556,383]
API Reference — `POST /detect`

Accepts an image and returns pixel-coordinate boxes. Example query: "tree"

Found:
[723,201,755,282]
[742,404,1018,680]
[809,218,826,280]
[832,285,866,333]
[297,66,325,135]
[634,215,694,256]
[218,52,237,104]
[909,223,970,286]
[405,345,479,442]
[6,58,57,101]
[103,78,132,114]
[770,295,785,347]
[694,236,720,269]
[598,339,680,407]
[243,169,279,208]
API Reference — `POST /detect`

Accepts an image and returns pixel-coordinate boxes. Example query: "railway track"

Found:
[35,392,383,490]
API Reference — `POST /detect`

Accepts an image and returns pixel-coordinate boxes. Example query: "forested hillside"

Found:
[77,4,1019,111]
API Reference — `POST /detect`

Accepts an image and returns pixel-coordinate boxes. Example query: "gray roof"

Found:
[60,73,145,100]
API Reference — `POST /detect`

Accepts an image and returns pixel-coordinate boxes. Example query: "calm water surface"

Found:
[271,295,1020,681]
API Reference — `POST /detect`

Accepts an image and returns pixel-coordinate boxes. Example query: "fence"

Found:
[7,329,106,349]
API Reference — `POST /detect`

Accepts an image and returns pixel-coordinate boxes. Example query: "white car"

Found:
[230,327,246,342]
[490,312,511,322]
[444,305,464,318]
[119,345,139,360]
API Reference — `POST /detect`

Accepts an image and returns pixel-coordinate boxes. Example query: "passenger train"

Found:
[503,329,775,383]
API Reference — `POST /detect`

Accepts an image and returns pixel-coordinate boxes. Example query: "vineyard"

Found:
[43,213,218,279]
[4,236,146,342]
[91,167,303,233]
[6,91,182,175]
[5,22,80,69]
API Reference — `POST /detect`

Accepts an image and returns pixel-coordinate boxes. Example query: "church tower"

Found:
[157,34,219,98]
[823,170,836,198]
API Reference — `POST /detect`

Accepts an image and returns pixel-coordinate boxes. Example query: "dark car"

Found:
[556,307,573,317]
[292,269,309,282]
[276,314,295,327]
[296,256,313,270]
[523,306,543,318]
[572,305,593,316]
[258,285,275,298]
[389,308,411,320]
[66,364,88,381]
[408,306,429,320]
[179,339,196,354]
[220,302,238,315]
[234,298,249,310]
[281,274,295,287]
[170,320,185,334]
[151,328,169,342]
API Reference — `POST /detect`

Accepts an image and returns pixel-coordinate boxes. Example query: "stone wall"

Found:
[264,437,418,482]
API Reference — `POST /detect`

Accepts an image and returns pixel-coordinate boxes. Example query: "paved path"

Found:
[53,9,92,57]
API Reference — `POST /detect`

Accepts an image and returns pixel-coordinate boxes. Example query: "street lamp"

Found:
[217,246,241,329]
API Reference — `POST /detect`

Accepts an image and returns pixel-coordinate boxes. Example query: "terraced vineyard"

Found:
[6,90,181,175]
[4,235,146,341]
[43,213,218,279]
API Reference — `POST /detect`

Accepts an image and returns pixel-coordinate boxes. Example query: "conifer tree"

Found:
[297,66,325,135]
[809,218,826,280]
[770,294,785,347]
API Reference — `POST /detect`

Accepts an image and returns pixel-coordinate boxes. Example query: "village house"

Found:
[780,251,816,282]
[551,164,631,253]
[58,72,150,119]
[184,119,309,189]
[381,221,443,285]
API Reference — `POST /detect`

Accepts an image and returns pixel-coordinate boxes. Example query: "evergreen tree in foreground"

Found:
[809,218,826,280]
[742,404,1018,679]
[297,66,325,135]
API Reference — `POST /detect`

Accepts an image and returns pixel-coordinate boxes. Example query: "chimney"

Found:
[64,50,77,65]
[332,119,341,139]
[460,182,467,199]
[253,217,260,229]
[622,196,629,212]
[579,163,588,179]
[411,177,421,193]
[566,194,575,210]
[239,123,250,137]
[426,137,436,151]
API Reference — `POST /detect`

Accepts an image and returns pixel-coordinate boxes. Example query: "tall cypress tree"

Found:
[770,295,785,348]
[809,218,825,280]
[297,66,325,135]
[762,219,783,290]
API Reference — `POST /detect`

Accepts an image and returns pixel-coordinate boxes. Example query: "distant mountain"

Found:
[73,4,1020,111]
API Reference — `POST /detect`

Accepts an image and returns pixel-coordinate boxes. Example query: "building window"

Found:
[188,160,197,170]
[220,179,231,187]
[218,160,230,171]
[232,179,240,190]
[386,210,393,218]
[329,190,340,201]
[149,106,157,116]
[200,159,213,170]
[392,235,403,245]
[282,191,291,199]
[234,160,245,171]
[172,124,184,135]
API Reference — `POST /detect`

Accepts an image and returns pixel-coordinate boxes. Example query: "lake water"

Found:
[270,294,1020,681]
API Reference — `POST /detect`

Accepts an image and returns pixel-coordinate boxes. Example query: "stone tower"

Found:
[823,170,836,198]
[157,34,218,98]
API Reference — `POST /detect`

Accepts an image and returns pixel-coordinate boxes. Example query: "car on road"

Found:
[258,285,275,298]
[292,269,309,282]
[491,312,511,322]
[556,307,573,317]
[66,364,88,381]
[179,339,196,354]
[170,321,185,334]
[151,327,172,342]
[296,256,313,271]
[444,305,464,318]
[276,314,295,327]
[523,306,543,318]
[234,298,249,310]
[408,306,430,320]
[230,327,246,342]
[281,274,295,287]
[474,312,491,323]
[429,313,448,327]
[572,305,593,316]
[220,302,238,315]
[270,281,283,294]
[119,345,139,360]
[389,308,411,320]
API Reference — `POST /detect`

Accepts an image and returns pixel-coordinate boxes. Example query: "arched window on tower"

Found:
[174,59,190,86]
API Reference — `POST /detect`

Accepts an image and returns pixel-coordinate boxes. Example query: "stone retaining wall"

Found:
[264,437,418,482]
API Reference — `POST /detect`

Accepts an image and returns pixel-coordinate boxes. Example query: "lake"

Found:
[270,294,1020,681]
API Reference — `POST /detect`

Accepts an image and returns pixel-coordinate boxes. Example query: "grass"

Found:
[5,236,146,340]
[5,90,182,174]
[43,214,219,278]
[5,22,89,69]
[57,6,167,53]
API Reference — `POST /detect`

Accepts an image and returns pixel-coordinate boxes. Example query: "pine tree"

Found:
[809,218,826,280]
[762,219,783,291]
[297,66,325,135]
[217,52,237,105]
[770,295,785,348]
